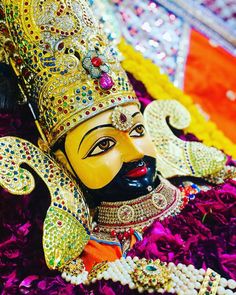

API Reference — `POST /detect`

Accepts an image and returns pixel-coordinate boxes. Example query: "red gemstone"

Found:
[0,8,5,18]
[111,230,117,237]
[142,226,148,232]
[123,231,130,239]
[129,228,134,234]
[93,227,99,233]
[0,27,8,34]
[91,57,102,67]
[120,113,127,123]
[16,58,23,65]
[22,68,30,78]
[117,233,123,241]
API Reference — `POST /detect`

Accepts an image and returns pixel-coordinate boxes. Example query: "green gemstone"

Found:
[49,257,54,266]
[146,265,157,272]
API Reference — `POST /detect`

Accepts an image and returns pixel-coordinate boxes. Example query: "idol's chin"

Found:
[83,156,160,204]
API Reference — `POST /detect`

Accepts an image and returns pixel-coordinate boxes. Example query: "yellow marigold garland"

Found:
[119,39,236,158]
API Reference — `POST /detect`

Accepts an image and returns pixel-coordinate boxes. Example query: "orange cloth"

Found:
[184,30,236,143]
[81,235,137,271]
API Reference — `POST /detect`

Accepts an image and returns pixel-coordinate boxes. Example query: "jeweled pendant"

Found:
[99,73,114,90]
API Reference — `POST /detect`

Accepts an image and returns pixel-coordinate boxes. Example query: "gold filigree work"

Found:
[144,100,227,179]
[0,136,90,270]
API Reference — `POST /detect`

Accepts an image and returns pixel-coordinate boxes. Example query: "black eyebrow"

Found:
[78,124,113,151]
[132,112,140,118]
[78,111,141,151]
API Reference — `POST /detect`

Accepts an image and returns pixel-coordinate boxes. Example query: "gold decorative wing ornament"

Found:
[144,100,227,179]
[0,136,90,270]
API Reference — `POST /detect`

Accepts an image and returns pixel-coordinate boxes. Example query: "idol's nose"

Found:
[120,134,145,163]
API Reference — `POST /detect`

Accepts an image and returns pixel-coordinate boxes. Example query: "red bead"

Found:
[91,57,102,67]
[142,226,148,232]
[129,228,134,234]
[111,230,117,237]
[117,233,123,241]
[123,231,130,239]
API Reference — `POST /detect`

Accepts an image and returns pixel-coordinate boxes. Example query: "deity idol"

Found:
[0,0,236,294]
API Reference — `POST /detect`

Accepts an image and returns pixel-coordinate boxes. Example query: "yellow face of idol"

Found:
[63,104,157,190]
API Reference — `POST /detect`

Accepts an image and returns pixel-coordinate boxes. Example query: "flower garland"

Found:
[118,39,236,158]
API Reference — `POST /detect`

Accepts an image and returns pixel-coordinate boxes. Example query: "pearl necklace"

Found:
[61,256,236,295]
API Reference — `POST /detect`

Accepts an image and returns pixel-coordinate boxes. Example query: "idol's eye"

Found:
[86,137,116,157]
[129,124,146,137]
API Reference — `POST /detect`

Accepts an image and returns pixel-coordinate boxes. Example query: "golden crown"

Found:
[0,0,138,146]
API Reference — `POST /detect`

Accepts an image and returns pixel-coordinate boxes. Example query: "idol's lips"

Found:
[125,164,148,178]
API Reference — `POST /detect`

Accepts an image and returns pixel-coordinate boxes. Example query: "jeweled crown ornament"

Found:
[0,0,138,146]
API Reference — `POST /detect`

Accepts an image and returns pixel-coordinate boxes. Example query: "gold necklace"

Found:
[93,177,184,242]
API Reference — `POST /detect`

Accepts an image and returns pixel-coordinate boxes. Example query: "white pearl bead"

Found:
[133,256,139,262]
[197,275,204,282]
[187,264,195,271]
[217,286,225,295]
[168,262,175,268]
[194,282,201,289]
[65,275,70,282]
[126,256,132,262]
[129,282,135,289]
[138,286,144,293]
[187,282,195,289]
[190,276,196,282]
[177,263,183,270]
[71,276,77,285]
[193,269,199,276]
[220,278,228,287]
[228,279,236,289]
[225,289,234,295]
[148,288,154,293]
[61,272,66,279]
[199,268,206,275]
